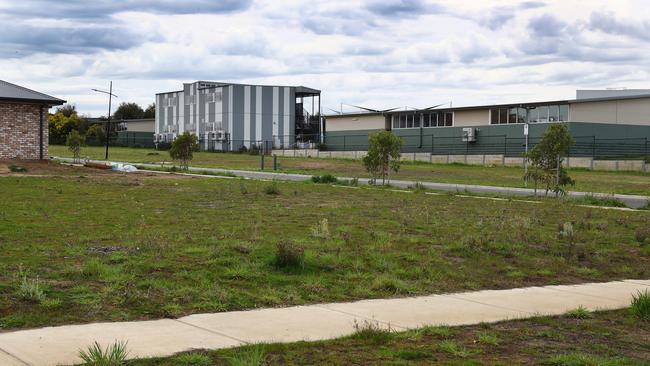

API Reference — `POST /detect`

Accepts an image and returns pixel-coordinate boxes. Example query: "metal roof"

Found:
[0,80,65,105]
[325,93,650,118]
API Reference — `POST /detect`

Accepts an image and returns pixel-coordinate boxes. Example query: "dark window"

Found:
[445,112,453,126]
[490,109,499,124]
[548,105,559,122]
[413,114,421,128]
[423,114,430,127]
[559,105,569,121]
[517,108,526,123]
[499,109,508,124]
[392,116,399,129]
[508,108,518,123]
[407,114,413,128]
[399,115,406,128]
[537,106,549,122]
[528,109,538,123]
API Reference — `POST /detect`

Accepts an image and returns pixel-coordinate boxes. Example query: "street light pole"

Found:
[92,82,118,160]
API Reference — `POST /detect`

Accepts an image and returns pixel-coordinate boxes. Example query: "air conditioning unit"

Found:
[462,127,477,142]
[216,130,227,141]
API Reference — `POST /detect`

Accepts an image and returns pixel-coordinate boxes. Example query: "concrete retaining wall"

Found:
[271,150,648,172]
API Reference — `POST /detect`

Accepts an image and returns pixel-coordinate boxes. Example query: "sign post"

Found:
[524,123,529,187]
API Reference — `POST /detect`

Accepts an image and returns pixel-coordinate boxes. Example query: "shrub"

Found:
[169,132,199,170]
[66,130,85,163]
[630,290,650,321]
[565,306,592,319]
[362,130,403,185]
[273,241,305,269]
[8,165,27,173]
[78,340,129,365]
[635,227,649,244]
[310,218,330,239]
[438,340,472,357]
[311,174,338,184]
[18,275,45,302]
[263,182,280,195]
[525,123,575,196]
[476,331,499,346]
[558,222,574,241]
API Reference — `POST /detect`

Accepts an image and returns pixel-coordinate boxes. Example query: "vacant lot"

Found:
[132,309,650,365]
[1,161,649,330]
[50,145,650,195]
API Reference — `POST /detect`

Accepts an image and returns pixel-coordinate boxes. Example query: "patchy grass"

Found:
[49,145,650,195]
[129,309,650,365]
[1,163,649,330]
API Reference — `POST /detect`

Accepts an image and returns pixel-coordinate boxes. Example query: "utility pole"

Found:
[92,82,117,160]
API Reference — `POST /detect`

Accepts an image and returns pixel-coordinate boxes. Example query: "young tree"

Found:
[143,103,156,118]
[48,109,86,144]
[169,132,199,170]
[66,130,85,163]
[525,123,576,196]
[362,130,403,185]
[113,102,145,120]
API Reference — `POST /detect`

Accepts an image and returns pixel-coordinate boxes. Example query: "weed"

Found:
[396,349,431,360]
[18,275,45,302]
[263,182,280,195]
[544,353,628,366]
[310,218,330,239]
[311,174,338,184]
[173,352,212,366]
[409,182,426,191]
[239,183,248,195]
[351,320,393,345]
[558,222,574,241]
[226,344,266,366]
[419,325,453,339]
[272,241,305,270]
[575,195,627,208]
[630,290,650,321]
[635,227,649,244]
[565,306,593,319]
[78,340,129,365]
[40,298,63,309]
[438,340,472,357]
[476,331,499,346]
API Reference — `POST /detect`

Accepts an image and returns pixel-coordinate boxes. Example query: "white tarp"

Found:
[111,163,138,172]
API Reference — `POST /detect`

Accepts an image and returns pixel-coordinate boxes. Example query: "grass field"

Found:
[130,309,650,365]
[49,145,650,196]
[1,161,649,331]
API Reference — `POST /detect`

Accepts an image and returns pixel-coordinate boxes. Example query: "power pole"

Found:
[92,82,118,160]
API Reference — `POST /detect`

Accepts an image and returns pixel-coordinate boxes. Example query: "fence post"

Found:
[644,137,648,173]
[343,136,346,151]
[260,153,265,170]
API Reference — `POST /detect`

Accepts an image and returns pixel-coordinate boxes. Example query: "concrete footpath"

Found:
[1,280,648,366]
[54,157,650,209]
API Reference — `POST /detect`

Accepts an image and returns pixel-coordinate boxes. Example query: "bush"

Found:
[78,340,129,365]
[273,241,305,269]
[226,345,266,366]
[311,174,338,184]
[8,165,27,173]
[362,131,403,185]
[263,182,280,195]
[525,123,575,196]
[66,130,85,163]
[630,290,650,321]
[169,132,199,170]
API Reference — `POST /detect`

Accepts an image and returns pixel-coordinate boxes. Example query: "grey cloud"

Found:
[528,14,567,37]
[589,11,650,41]
[0,24,151,57]
[365,0,435,17]
[5,0,252,19]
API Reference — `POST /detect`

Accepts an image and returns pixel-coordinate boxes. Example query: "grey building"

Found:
[155,81,321,151]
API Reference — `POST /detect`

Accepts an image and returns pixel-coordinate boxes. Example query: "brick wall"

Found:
[0,102,48,159]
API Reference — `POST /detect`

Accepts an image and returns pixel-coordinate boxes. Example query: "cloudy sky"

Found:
[1,0,649,116]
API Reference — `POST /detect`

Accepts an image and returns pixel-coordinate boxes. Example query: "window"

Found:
[399,114,406,128]
[445,112,453,126]
[548,105,559,122]
[422,113,430,127]
[490,109,499,124]
[392,116,399,129]
[431,113,438,127]
[537,106,548,123]
[559,105,569,121]
[413,114,421,128]
[406,114,413,128]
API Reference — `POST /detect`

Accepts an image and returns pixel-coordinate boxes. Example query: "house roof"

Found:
[0,80,66,105]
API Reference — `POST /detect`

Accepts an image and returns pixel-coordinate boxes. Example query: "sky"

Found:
[1,0,650,116]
